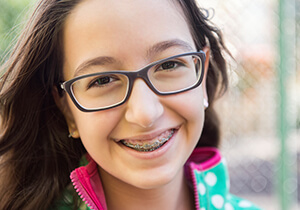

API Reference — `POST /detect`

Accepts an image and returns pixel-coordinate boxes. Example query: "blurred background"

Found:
[198,0,299,209]
[0,0,299,209]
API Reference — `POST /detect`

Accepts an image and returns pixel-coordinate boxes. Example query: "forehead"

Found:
[62,0,194,78]
[66,0,185,27]
[64,0,190,41]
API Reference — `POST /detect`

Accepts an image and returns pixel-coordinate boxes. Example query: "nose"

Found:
[124,79,164,128]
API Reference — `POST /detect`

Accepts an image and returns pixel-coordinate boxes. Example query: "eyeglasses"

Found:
[60,51,206,112]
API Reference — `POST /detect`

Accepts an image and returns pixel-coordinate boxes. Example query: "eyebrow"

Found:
[146,39,194,58]
[74,56,118,77]
[73,39,194,77]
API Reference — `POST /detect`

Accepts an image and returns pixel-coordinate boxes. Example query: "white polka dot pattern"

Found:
[225,202,234,210]
[198,183,206,195]
[205,172,217,187]
[239,200,253,208]
[211,194,224,209]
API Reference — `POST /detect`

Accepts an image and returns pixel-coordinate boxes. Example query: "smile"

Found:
[120,129,175,152]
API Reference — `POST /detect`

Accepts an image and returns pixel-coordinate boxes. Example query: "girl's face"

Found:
[61,0,208,189]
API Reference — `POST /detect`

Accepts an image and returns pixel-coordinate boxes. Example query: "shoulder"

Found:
[49,183,91,210]
[224,194,262,210]
[49,155,91,210]
[186,147,263,210]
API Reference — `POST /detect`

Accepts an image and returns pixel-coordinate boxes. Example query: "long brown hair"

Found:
[0,0,228,209]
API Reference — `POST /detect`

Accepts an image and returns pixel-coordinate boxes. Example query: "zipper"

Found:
[70,167,103,210]
[190,163,200,210]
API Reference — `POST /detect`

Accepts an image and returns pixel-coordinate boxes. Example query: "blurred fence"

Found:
[198,0,300,209]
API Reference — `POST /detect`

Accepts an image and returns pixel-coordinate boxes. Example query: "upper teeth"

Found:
[121,129,174,152]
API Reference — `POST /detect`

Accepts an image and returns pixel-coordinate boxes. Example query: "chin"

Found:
[128,167,182,190]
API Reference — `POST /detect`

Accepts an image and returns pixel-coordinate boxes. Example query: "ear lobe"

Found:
[201,46,210,104]
[52,86,80,138]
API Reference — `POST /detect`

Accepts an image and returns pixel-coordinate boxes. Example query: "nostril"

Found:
[125,104,164,128]
[124,81,164,128]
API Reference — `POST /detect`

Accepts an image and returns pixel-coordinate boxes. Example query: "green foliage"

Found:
[0,0,35,61]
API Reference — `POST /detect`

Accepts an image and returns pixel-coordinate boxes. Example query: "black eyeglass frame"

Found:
[60,51,206,112]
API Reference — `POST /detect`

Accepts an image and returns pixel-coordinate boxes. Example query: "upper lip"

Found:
[113,125,180,142]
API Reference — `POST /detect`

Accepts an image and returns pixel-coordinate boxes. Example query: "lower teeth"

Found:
[121,129,174,152]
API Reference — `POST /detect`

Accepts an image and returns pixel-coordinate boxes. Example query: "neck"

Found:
[99,167,195,210]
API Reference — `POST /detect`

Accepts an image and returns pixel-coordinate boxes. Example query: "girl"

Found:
[0,0,261,209]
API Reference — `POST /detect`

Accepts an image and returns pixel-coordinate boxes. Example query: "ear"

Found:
[52,86,80,138]
[201,46,210,104]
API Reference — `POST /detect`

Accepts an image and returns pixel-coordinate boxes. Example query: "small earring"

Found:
[68,132,74,138]
[204,98,209,108]
[68,131,78,138]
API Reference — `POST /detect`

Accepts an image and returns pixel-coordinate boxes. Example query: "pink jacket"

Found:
[69,147,261,210]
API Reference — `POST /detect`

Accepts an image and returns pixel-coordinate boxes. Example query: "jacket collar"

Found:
[70,147,227,210]
[185,147,228,210]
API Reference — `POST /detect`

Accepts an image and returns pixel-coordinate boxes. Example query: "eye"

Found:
[156,60,184,72]
[88,75,118,89]
[161,61,177,69]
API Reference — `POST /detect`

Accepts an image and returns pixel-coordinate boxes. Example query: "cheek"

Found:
[73,110,124,166]
[168,86,204,123]
[70,105,123,147]
[166,86,205,144]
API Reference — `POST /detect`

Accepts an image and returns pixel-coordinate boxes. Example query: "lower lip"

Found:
[118,128,179,160]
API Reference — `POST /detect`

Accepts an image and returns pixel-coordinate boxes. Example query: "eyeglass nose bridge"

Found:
[125,65,162,99]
